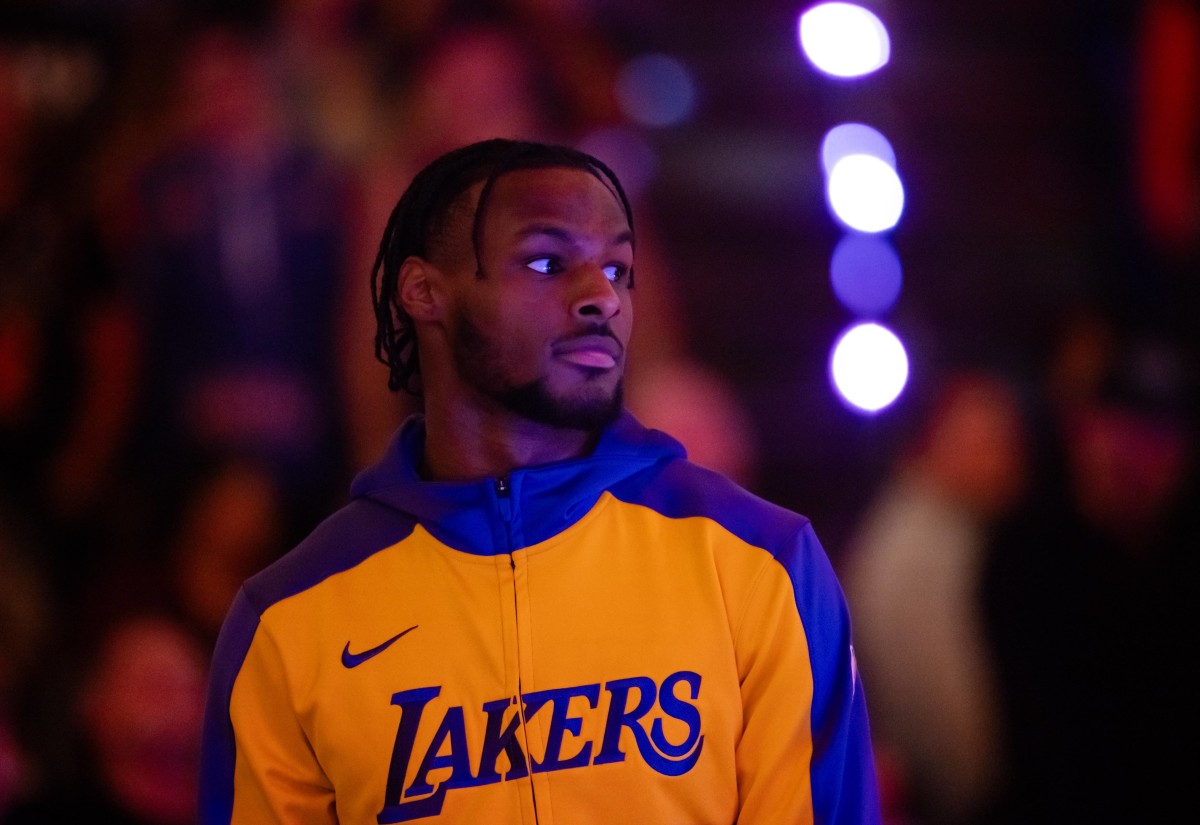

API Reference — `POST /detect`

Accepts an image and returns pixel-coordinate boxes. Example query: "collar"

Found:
[349,411,685,555]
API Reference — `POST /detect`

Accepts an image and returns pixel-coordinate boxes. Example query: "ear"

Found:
[397,256,446,322]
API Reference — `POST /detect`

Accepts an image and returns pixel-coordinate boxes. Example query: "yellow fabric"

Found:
[227,494,817,824]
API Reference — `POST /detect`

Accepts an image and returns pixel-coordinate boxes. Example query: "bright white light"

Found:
[821,122,895,175]
[798,2,891,79]
[827,154,905,233]
[615,54,697,128]
[830,322,909,413]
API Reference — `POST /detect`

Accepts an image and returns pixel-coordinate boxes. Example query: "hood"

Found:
[349,411,686,555]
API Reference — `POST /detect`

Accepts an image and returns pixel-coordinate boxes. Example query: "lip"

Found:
[554,335,622,370]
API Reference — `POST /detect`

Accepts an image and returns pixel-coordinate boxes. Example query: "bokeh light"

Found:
[826,153,905,233]
[821,122,895,174]
[615,53,697,128]
[830,233,903,316]
[829,322,909,413]
[798,2,891,79]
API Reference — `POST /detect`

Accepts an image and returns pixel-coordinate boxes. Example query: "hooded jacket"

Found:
[199,412,879,824]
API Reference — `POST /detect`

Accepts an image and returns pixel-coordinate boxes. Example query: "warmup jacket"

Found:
[199,412,880,824]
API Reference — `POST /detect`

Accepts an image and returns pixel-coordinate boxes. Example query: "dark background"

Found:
[615,0,1161,547]
[2,1,1196,823]
[3,0,1176,548]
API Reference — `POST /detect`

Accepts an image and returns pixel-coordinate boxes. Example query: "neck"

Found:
[420,396,599,481]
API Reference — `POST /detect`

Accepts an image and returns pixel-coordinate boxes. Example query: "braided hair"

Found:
[370,138,635,394]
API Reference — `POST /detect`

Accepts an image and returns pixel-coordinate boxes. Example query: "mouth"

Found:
[554,334,622,370]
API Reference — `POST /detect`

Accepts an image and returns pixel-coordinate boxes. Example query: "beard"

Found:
[452,312,624,432]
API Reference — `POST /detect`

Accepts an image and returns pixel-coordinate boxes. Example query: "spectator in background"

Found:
[498,0,626,131]
[123,24,354,534]
[6,611,208,825]
[3,451,286,821]
[69,450,289,650]
[165,455,288,643]
[0,35,139,599]
[271,0,375,162]
[842,372,1029,825]
[983,320,1195,824]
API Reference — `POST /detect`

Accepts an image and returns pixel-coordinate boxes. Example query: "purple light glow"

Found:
[830,233,903,316]
[615,53,697,128]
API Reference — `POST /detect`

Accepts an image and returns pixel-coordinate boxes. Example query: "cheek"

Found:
[488,302,555,367]
[615,294,634,342]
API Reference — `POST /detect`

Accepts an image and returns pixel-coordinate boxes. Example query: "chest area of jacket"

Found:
[261,500,764,819]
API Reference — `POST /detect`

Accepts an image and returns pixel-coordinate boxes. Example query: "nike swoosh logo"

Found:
[341,625,418,669]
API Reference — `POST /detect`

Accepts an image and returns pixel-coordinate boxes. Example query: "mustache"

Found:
[556,325,624,352]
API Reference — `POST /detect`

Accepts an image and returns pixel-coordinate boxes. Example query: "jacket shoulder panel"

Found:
[242,498,419,617]
[608,458,810,554]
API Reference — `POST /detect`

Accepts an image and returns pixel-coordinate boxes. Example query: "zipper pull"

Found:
[495,476,513,522]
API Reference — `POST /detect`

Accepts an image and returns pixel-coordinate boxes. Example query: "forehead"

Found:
[477,166,630,236]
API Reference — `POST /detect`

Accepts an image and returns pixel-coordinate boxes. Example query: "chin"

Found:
[501,378,624,432]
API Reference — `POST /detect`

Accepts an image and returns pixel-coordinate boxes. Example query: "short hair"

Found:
[370,138,635,394]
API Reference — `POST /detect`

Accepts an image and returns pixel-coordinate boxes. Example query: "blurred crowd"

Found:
[844,312,1197,825]
[841,3,1199,823]
[0,1,756,821]
[0,0,1196,824]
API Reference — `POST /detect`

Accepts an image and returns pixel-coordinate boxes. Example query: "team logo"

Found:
[378,671,705,823]
[342,625,420,669]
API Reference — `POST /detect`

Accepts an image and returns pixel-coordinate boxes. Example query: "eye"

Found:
[525,257,561,275]
[602,264,628,283]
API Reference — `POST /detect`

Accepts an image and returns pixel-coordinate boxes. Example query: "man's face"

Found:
[441,166,634,431]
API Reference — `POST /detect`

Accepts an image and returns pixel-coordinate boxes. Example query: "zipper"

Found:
[496,476,541,824]
[495,476,514,525]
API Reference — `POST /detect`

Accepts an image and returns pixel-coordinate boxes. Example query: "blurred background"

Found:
[0,1,1195,823]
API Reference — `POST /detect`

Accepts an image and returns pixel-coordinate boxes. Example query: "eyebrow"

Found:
[514,224,634,247]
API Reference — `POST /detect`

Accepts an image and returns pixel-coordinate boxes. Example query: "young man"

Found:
[199,139,880,824]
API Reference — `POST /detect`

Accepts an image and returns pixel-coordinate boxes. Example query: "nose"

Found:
[570,264,621,322]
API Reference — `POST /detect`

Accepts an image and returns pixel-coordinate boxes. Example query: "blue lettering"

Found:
[377,671,704,819]
[524,683,601,772]
[474,696,528,785]
[593,676,657,766]
[406,706,473,796]
[592,672,704,776]
[378,687,447,824]
[651,671,704,774]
